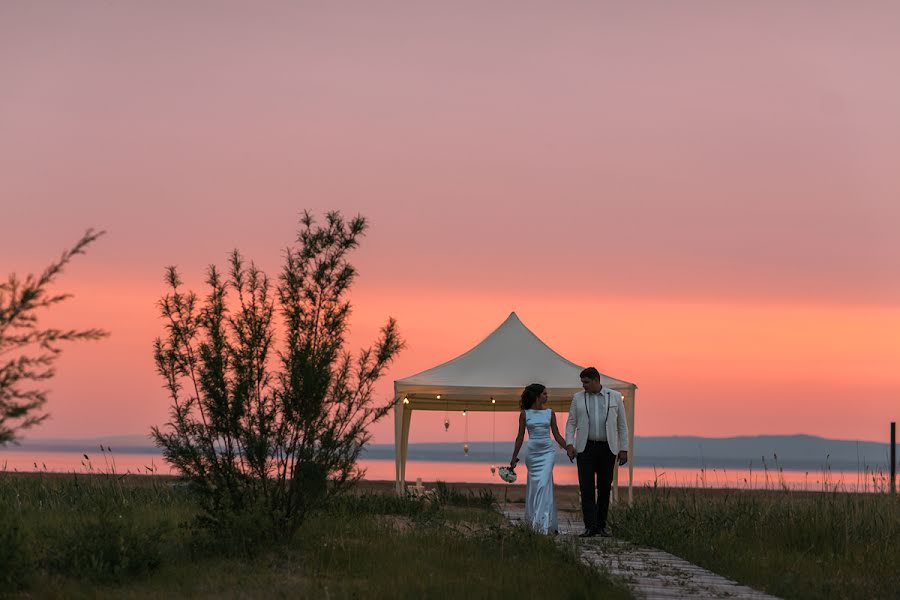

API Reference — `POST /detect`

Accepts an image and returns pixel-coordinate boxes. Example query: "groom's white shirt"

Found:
[565,388,629,455]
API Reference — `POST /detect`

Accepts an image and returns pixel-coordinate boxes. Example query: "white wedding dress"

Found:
[523,409,558,534]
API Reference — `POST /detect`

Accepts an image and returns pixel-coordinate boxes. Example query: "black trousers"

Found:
[576,440,617,531]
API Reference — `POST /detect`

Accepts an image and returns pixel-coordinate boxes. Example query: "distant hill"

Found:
[361,435,891,471]
[7,434,891,471]
[631,435,890,471]
[4,434,156,455]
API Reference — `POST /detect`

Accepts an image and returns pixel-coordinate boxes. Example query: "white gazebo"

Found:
[393,312,637,501]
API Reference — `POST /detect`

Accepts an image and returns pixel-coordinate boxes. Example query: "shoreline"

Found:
[1,471,888,501]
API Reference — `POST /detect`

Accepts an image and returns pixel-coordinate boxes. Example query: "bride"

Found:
[509,383,567,534]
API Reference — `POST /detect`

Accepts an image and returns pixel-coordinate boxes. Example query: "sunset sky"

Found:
[2,2,898,446]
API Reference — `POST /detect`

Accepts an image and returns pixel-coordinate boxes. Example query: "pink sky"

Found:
[2,2,898,445]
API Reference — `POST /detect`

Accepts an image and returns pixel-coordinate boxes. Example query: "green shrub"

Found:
[152,212,404,542]
[44,509,167,583]
[0,503,34,591]
[329,492,438,518]
[433,481,497,508]
[189,497,279,558]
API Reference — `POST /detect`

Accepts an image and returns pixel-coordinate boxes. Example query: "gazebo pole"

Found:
[394,399,404,495]
[627,388,635,504]
[400,407,413,489]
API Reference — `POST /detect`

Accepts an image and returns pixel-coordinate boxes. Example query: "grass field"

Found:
[4,469,898,599]
[609,484,900,600]
[0,472,630,599]
[396,479,900,600]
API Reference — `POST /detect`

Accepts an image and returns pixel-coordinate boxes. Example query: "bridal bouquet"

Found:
[497,466,517,483]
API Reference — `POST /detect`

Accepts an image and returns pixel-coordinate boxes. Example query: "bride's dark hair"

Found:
[520,383,546,410]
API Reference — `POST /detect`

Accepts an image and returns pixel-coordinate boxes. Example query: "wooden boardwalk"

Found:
[503,508,781,600]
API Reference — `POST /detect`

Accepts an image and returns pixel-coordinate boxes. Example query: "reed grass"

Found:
[610,483,900,600]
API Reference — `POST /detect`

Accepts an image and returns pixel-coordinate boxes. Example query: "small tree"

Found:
[152,211,404,541]
[0,229,108,445]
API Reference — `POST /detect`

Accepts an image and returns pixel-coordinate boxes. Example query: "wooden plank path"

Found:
[503,508,781,600]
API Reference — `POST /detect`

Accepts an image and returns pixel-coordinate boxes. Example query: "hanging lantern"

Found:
[490,465,496,475]
[444,417,450,432]
[463,407,469,456]
[491,396,497,468]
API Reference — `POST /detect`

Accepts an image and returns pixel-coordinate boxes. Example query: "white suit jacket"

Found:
[565,388,629,455]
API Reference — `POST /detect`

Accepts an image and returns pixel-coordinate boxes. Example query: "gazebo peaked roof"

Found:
[394,312,635,410]
[392,311,638,500]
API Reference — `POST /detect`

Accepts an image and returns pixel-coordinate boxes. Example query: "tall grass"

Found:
[0,466,195,589]
[611,484,900,600]
[1,472,630,598]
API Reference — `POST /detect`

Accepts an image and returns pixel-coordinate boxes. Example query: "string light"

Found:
[402,395,409,405]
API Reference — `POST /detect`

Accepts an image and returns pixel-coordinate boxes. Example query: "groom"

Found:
[565,367,629,537]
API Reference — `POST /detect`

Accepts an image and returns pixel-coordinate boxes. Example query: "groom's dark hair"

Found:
[580,366,601,380]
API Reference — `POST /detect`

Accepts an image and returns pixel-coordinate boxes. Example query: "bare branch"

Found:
[0,229,108,444]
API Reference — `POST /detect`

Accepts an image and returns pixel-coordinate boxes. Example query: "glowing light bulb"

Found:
[444,418,450,432]
[491,398,495,404]
[402,396,409,405]
[436,395,441,400]
[463,443,469,455]
[462,410,467,416]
